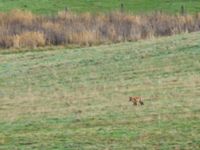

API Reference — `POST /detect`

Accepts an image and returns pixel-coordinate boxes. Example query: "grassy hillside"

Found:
[0,0,199,14]
[0,32,200,149]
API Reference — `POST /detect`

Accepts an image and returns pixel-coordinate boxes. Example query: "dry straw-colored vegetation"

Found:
[0,9,200,48]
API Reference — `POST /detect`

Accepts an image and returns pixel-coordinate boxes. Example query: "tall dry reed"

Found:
[0,10,200,49]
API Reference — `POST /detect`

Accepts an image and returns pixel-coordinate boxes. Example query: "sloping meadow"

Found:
[0,10,200,49]
[0,31,200,149]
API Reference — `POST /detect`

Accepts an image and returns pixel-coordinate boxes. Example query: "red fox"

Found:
[129,96,144,106]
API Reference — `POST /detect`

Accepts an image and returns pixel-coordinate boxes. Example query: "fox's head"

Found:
[129,97,132,101]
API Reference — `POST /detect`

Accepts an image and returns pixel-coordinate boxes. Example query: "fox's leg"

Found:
[139,100,144,105]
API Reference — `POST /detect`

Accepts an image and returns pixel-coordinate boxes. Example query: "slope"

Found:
[0,32,200,149]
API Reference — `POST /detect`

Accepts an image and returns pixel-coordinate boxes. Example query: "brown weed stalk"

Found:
[0,10,200,49]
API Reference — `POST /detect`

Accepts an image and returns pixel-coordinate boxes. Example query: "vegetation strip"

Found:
[0,10,200,49]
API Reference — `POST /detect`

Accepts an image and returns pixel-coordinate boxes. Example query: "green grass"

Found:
[0,0,200,14]
[0,32,200,149]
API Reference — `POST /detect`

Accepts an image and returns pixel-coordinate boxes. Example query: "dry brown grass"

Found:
[69,31,99,46]
[8,9,35,25]
[14,32,45,48]
[0,36,14,48]
[0,10,200,49]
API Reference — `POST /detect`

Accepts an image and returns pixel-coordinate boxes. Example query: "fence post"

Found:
[181,5,185,15]
[120,3,124,13]
[65,7,68,12]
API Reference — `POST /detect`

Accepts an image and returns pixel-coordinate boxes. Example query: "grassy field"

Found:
[0,0,199,14]
[0,32,200,149]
